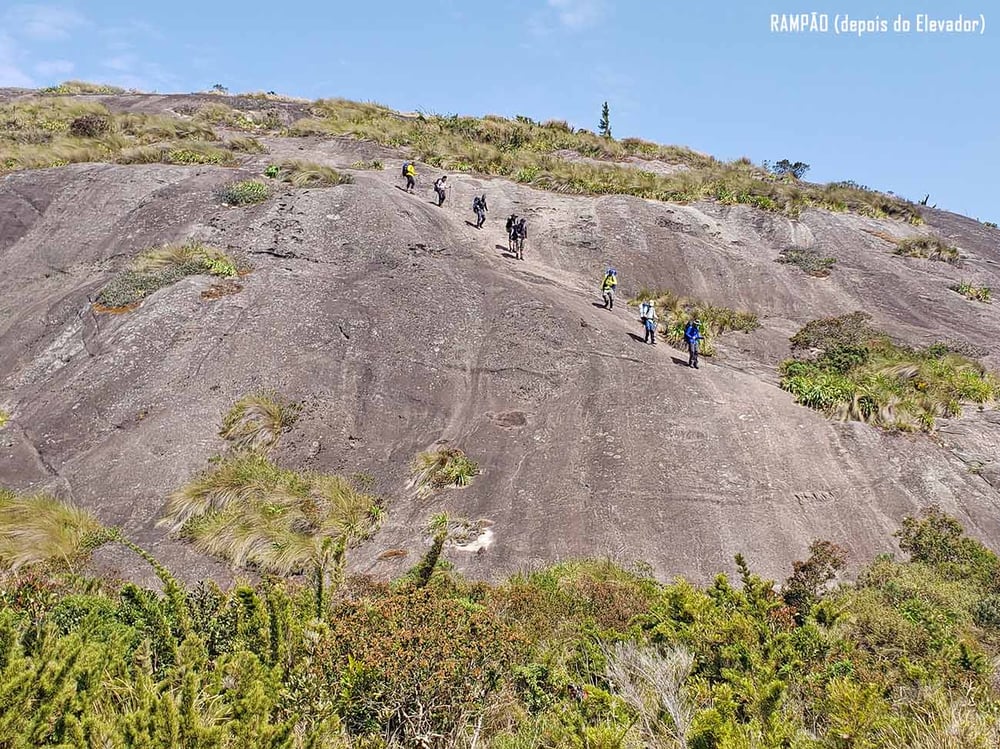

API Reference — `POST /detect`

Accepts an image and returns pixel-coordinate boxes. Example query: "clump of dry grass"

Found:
[0,489,104,570]
[894,235,961,264]
[219,391,301,452]
[268,160,353,187]
[408,447,479,498]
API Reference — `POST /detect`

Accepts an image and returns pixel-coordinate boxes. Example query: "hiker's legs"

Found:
[689,341,699,368]
[607,288,614,309]
[643,320,651,343]
[406,175,415,192]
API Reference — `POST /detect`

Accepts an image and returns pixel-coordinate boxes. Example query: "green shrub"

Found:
[777,247,836,277]
[951,281,992,303]
[68,114,110,137]
[349,159,382,170]
[409,447,479,497]
[972,595,1000,629]
[96,243,241,308]
[781,314,999,430]
[982,221,997,229]
[220,179,269,205]
[227,136,267,153]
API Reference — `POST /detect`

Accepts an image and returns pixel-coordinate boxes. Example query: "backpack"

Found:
[472,196,481,211]
[517,219,527,238]
[402,162,410,177]
[639,301,651,318]
[506,215,516,233]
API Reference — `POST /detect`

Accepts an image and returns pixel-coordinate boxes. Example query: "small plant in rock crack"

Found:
[409,447,479,498]
[777,247,836,278]
[0,408,9,429]
[950,281,992,303]
[893,235,961,264]
[220,179,269,205]
[219,391,301,452]
[95,243,243,309]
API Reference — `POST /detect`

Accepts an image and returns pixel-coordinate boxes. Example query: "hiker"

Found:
[513,217,528,260]
[685,318,703,368]
[506,214,519,252]
[434,175,448,206]
[472,194,488,228]
[639,298,658,344]
[600,268,618,309]
[402,161,416,193]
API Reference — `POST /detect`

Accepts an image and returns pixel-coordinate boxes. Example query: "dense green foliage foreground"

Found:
[3,509,1000,748]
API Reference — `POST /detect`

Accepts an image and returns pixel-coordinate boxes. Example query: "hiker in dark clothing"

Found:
[472,194,488,228]
[434,175,448,206]
[506,214,518,252]
[512,218,527,260]
[684,318,703,368]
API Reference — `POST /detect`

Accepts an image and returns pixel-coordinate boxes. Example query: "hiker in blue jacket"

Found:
[684,318,703,368]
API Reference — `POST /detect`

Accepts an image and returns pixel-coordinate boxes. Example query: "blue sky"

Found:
[1,1,996,220]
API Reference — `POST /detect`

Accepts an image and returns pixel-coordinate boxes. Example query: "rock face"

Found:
[2,94,1000,586]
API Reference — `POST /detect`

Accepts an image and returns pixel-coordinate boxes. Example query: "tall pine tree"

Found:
[599,101,612,138]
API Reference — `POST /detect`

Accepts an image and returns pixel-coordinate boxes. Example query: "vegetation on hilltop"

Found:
[289,98,922,222]
[1,86,924,222]
[1,490,999,748]
[780,312,998,430]
[0,95,283,172]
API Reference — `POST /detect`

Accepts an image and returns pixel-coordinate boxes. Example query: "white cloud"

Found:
[547,0,604,30]
[4,4,87,41]
[0,33,35,87]
[34,58,73,76]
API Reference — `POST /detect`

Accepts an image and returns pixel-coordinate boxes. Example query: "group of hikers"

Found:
[401,161,529,259]
[601,269,703,368]
[400,162,703,368]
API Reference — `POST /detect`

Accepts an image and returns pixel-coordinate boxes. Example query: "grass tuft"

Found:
[350,159,383,170]
[226,136,267,153]
[267,160,353,187]
[630,289,760,356]
[950,281,991,303]
[0,490,104,570]
[893,235,961,264]
[777,247,836,277]
[0,409,8,429]
[96,242,242,309]
[219,392,301,453]
[409,447,479,498]
[220,179,269,205]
